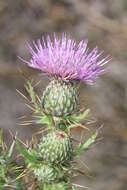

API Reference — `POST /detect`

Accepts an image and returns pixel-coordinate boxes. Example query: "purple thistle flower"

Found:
[21,34,110,84]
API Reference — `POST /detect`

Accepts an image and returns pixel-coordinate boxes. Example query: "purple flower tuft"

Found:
[21,34,111,84]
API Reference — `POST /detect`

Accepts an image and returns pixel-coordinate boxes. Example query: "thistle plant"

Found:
[1,34,110,190]
[0,130,23,189]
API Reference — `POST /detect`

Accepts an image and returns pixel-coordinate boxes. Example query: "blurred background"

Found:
[0,0,127,189]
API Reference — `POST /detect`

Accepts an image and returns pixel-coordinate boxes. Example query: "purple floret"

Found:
[21,33,110,84]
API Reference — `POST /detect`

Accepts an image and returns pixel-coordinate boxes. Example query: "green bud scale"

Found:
[38,130,73,164]
[41,78,78,117]
[33,164,64,182]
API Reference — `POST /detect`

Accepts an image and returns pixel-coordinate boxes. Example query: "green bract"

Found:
[33,164,64,182]
[38,130,73,164]
[41,79,78,117]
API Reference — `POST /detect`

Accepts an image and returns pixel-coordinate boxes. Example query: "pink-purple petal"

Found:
[21,34,110,84]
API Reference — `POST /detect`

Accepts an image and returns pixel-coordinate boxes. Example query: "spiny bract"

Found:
[41,78,77,117]
[33,164,64,182]
[38,130,73,164]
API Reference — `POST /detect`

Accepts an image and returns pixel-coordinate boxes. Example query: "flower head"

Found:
[22,34,110,84]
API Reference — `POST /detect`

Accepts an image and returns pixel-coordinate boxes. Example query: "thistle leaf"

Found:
[67,123,77,130]
[16,141,37,164]
[0,180,5,190]
[75,131,98,158]
[7,140,15,158]
[25,80,40,113]
[0,164,6,179]
[67,109,90,123]
[25,81,36,103]
[37,114,54,128]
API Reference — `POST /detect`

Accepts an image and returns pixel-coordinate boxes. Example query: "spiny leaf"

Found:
[67,123,77,130]
[67,109,90,123]
[0,164,6,179]
[7,140,15,158]
[25,81,36,102]
[67,123,88,132]
[0,180,5,190]
[24,81,55,128]
[75,131,98,158]
[37,114,54,128]
[16,141,38,164]
[25,80,40,112]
